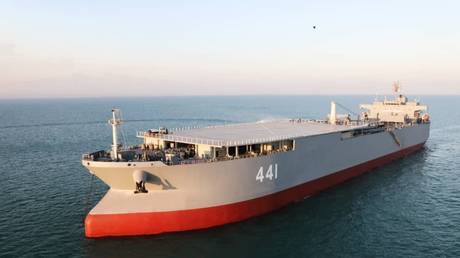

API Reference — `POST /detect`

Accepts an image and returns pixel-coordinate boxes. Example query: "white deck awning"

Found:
[137,119,368,147]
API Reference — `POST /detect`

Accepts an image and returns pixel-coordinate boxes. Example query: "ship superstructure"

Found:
[82,86,430,237]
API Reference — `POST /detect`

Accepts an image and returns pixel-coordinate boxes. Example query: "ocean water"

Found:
[0,95,459,258]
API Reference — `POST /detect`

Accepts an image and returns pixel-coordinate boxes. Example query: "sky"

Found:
[1,0,459,98]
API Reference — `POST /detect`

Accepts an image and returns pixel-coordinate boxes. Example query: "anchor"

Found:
[133,170,148,194]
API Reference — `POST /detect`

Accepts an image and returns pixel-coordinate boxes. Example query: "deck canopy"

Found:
[138,120,367,147]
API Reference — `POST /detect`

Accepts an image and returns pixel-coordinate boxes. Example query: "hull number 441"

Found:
[256,164,278,182]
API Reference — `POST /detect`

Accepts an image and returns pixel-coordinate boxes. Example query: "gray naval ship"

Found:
[82,85,430,237]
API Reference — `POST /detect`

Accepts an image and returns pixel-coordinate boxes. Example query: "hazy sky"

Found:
[1,0,459,98]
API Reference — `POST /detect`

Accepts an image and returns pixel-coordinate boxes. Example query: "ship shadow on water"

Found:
[84,147,431,258]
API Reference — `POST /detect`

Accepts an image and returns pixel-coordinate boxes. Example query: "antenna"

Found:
[393,81,401,94]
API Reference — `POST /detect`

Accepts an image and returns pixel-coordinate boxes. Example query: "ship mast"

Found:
[109,109,122,160]
[393,80,401,95]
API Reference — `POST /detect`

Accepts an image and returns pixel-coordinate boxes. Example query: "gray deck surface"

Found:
[144,120,367,146]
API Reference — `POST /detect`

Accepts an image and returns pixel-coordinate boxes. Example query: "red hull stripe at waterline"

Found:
[85,142,425,238]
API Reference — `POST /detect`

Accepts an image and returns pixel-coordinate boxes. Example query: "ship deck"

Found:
[139,119,369,147]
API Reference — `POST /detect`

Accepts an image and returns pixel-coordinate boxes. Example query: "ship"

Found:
[82,84,430,237]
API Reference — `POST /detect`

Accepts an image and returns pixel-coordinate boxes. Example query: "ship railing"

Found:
[137,131,225,146]
[82,150,108,161]
[82,154,93,161]
[83,144,292,165]
[137,131,307,147]
[174,148,290,166]
[179,158,214,165]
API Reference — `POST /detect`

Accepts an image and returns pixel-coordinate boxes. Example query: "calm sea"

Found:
[1,96,459,258]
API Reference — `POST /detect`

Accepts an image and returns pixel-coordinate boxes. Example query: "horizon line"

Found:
[0,93,459,101]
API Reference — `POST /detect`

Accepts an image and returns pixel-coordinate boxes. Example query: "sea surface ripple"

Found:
[0,96,459,258]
